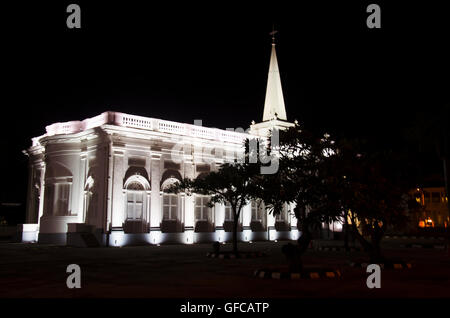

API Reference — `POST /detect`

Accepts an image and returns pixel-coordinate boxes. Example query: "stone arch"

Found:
[160,169,182,187]
[161,177,181,191]
[123,166,150,188]
[123,174,151,191]
[45,161,72,179]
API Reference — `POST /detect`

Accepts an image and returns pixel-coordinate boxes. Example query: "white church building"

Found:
[21,38,303,247]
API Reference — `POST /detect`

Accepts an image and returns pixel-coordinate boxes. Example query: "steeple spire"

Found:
[262,29,287,121]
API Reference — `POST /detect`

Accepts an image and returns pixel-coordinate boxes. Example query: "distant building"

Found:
[21,37,300,246]
[414,187,449,228]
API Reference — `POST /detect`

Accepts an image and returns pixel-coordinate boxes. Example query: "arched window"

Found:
[126,181,144,220]
[251,200,263,222]
[224,202,233,221]
[123,174,151,222]
[250,200,266,232]
[276,203,288,222]
[161,177,180,221]
[193,195,214,232]
[195,195,212,222]
[275,203,291,231]
[122,174,151,234]
[45,182,71,216]
[44,162,73,216]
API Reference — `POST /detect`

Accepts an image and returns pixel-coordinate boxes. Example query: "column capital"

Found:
[112,151,125,157]
[151,153,162,160]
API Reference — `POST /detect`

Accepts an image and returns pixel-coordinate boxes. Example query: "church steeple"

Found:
[249,29,295,137]
[262,30,287,121]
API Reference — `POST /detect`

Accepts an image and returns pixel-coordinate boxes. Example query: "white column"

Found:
[150,154,162,229]
[267,211,276,227]
[266,205,276,241]
[215,203,225,228]
[241,202,252,241]
[106,141,115,232]
[25,163,35,224]
[288,202,300,240]
[185,196,195,229]
[37,162,46,227]
[183,160,195,231]
[145,156,152,226]
[242,203,251,228]
[145,191,151,228]
[110,149,125,228]
[78,153,87,223]
[289,202,297,227]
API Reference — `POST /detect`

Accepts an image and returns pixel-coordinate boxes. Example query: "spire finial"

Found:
[262,27,287,122]
[269,25,278,45]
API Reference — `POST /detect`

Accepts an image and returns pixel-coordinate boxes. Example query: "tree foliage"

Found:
[334,139,423,262]
[252,125,344,270]
[167,162,260,254]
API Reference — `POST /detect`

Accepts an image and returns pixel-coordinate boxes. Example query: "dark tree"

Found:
[406,105,450,232]
[336,140,423,263]
[167,162,259,254]
[253,125,344,271]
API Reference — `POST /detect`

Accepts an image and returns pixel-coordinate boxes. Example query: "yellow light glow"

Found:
[425,217,434,228]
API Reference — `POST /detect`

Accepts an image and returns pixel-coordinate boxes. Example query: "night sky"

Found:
[1,1,448,215]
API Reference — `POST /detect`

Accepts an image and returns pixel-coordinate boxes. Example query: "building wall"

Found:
[24,122,300,246]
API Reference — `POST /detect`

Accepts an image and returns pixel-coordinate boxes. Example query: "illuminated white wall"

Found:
[215,203,225,229]
[24,112,300,246]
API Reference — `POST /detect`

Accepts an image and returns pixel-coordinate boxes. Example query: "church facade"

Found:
[21,40,301,247]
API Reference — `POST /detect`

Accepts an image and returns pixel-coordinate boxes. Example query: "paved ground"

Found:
[0,240,449,298]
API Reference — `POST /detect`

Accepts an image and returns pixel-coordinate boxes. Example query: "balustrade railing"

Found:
[44,111,252,144]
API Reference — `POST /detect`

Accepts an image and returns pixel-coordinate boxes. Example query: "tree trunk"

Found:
[370,222,386,262]
[298,222,312,254]
[351,223,385,263]
[281,205,312,272]
[282,243,303,272]
[351,224,372,251]
[232,205,239,254]
[369,235,384,263]
[232,218,238,254]
[295,205,312,254]
[344,210,349,252]
[294,212,314,272]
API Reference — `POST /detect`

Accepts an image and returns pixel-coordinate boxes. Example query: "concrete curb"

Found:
[206,251,266,259]
[385,235,445,240]
[253,268,342,280]
[348,261,412,269]
[399,243,446,249]
[316,246,361,252]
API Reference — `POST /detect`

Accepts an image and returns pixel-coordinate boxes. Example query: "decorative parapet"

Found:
[43,111,253,144]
